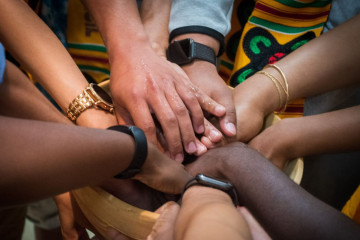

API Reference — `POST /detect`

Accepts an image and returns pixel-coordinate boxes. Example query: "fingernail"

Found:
[187,142,197,153]
[226,122,237,135]
[210,129,221,141]
[175,153,184,162]
[196,142,207,154]
[215,105,226,115]
[197,125,205,133]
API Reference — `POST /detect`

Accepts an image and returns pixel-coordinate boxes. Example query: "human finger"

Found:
[147,202,180,240]
[126,100,158,146]
[148,93,184,162]
[106,228,131,240]
[217,93,237,137]
[192,86,226,118]
[165,89,198,156]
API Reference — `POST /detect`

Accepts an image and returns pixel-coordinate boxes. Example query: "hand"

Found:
[185,142,254,179]
[54,193,90,240]
[101,179,172,212]
[232,86,267,143]
[147,201,179,240]
[182,61,237,138]
[133,142,192,194]
[249,118,299,169]
[105,201,179,240]
[110,47,226,162]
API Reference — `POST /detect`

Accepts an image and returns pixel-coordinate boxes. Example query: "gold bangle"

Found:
[265,64,289,112]
[258,71,283,109]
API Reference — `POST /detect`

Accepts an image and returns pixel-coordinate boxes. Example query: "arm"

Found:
[140,0,225,153]
[175,186,251,240]
[0,0,116,128]
[186,142,360,239]
[233,13,360,142]
[144,187,251,240]
[249,105,360,169]
[140,0,172,58]
[82,0,226,160]
[168,0,237,139]
[0,114,190,206]
[0,62,190,205]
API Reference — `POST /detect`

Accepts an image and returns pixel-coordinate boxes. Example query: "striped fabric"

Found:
[222,0,331,118]
[66,0,110,83]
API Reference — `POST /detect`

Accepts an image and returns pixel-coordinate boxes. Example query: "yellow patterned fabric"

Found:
[342,185,360,225]
[219,0,331,118]
[66,0,110,83]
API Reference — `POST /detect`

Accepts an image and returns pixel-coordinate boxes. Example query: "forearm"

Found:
[287,105,360,159]
[83,0,151,61]
[233,14,360,116]
[0,117,135,206]
[219,143,360,239]
[0,61,70,124]
[0,0,116,128]
[140,0,171,57]
[176,186,251,240]
[0,0,87,110]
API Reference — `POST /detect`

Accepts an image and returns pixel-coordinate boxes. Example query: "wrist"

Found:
[76,109,117,129]
[107,33,152,62]
[233,73,280,116]
[182,59,218,73]
[172,33,220,56]
[182,185,233,206]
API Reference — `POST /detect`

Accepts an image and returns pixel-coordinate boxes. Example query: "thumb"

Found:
[147,201,180,240]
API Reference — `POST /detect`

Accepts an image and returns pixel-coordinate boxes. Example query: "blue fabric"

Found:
[0,43,5,85]
[40,0,68,48]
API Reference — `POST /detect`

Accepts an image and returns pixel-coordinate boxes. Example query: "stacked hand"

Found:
[110,46,227,162]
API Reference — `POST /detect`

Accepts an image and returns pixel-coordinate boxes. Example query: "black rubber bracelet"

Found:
[107,125,148,179]
[170,26,225,56]
[180,174,239,206]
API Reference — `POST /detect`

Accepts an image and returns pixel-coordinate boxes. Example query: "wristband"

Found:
[181,174,238,206]
[107,125,148,179]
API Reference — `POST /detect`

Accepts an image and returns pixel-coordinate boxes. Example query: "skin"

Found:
[82,0,226,161]
[0,62,191,205]
[172,33,237,140]
[233,14,360,141]
[0,1,191,238]
[0,0,117,129]
[186,142,360,240]
[106,187,252,240]
[250,106,360,169]
[200,14,360,168]
[0,60,191,238]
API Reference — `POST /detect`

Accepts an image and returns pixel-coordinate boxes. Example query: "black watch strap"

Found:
[192,42,217,65]
[107,125,148,179]
[167,38,217,66]
[180,174,239,206]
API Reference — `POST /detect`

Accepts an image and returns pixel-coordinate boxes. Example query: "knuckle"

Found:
[163,114,178,126]
[174,105,188,117]
[142,122,156,134]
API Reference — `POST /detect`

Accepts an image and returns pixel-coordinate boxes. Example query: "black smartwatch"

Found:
[107,125,148,179]
[181,174,239,206]
[166,38,217,66]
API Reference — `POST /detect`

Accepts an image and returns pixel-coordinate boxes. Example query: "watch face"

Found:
[196,174,233,191]
[178,38,194,58]
[167,38,194,65]
[92,84,113,105]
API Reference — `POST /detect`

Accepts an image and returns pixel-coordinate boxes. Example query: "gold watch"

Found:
[67,83,114,122]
